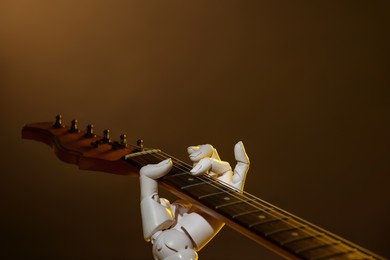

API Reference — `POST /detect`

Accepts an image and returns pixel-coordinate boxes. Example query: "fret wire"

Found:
[171,164,190,174]
[248,217,289,229]
[232,209,263,218]
[198,190,230,199]
[281,234,322,246]
[197,181,282,219]
[197,175,292,220]
[295,242,340,254]
[216,197,275,215]
[215,199,253,209]
[197,175,280,214]
[171,158,191,169]
[181,180,213,190]
[163,172,188,178]
[265,225,306,237]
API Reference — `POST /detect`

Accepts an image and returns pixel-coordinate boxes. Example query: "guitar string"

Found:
[129,151,326,244]
[43,125,376,257]
[125,150,361,255]
[155,151,312,223]
[131,150,357,253]
[155,152,370,255]
[158,152,279,212]
[140,150,270,208]
[130,152,277,215]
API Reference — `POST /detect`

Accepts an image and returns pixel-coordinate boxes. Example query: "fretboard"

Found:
[125,150,384,260]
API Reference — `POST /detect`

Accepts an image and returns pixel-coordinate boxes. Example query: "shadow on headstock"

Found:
[21,115,141,176]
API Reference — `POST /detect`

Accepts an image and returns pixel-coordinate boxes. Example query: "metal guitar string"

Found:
[148,150,365,254]
[22,120,379,258]
[151,151,366,254]
[127,149,371,257]
[156,151,307,222]
[128,150,332,247]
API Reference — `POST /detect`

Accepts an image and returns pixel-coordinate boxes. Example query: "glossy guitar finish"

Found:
[22,116,385,260]
[22,120,139,175]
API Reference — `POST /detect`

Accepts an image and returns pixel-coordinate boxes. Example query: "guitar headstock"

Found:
[21,115,142,176]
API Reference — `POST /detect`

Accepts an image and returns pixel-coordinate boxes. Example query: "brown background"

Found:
[0,1,389,259]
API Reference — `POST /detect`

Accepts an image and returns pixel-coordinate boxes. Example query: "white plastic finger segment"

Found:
[234,141,250,164]
[217,170,233,184]
[190,157,212,176]
[139,159,173,179]
[187,145,199,154]
[211,147,221,160]
[188,144,214,162]
[210,159,232,174]
[232,163,249,190]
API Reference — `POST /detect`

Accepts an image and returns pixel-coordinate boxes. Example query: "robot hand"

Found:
[188,141,250,191]
[140,141,249,188]
[139,142,250,260]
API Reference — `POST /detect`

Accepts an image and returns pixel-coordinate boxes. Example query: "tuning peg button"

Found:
[102,129,111,143]
[91,129,112,148]
[120,134,127,146]
[68,119,80,133]
[52,114,64,128]
[137,139,144,151]
[112,134,127,149]
[84,124,96,138]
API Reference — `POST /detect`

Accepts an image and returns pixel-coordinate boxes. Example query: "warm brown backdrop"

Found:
[0,1,389,259]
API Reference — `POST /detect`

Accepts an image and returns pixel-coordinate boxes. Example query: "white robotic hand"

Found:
[139,142,250,260]
[188,141,250,190]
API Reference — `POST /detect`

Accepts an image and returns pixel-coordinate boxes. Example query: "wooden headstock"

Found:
[21,115,141,176]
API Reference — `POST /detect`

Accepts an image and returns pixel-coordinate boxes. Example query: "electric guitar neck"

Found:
[21,116,385,260]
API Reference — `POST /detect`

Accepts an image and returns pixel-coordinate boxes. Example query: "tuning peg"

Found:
[102,129,111,143]
[84,124,96,138]
[52,114,64,128]
[120,134,127,146]
[112,134,128,149]
[68,119,80,133]
[137,139,144,151]
[91,129,112,148]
